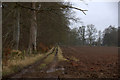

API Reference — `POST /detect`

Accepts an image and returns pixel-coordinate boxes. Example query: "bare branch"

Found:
[17,3,40,11]
[17,3,88,15]
[60,5,88,15]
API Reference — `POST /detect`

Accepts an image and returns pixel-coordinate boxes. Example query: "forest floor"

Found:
[2,46,119,79]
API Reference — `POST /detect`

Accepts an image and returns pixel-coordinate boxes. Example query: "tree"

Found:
[97,30,102,46]
[2,2,87,52]
[13,3,20,50]
[103,25,118,46]
[86,24,97,46]
[36,2,71,47]
[78,26,86,45]
[28,2,37,54]
[68,28,80,45]
[2,3,21,50]
[118,27,120,47]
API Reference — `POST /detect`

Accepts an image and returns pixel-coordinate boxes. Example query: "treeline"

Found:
[2,2,118,54]
[68,25,118,46]
[2,2,87,53]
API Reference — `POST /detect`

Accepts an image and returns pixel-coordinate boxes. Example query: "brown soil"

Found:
[60,46,119,78]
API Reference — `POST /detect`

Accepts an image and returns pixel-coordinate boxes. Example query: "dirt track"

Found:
[3,47,61,78]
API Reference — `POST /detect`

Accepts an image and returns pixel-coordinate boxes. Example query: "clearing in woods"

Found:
[3,46,118,78]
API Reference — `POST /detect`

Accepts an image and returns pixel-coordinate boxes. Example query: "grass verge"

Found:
[2,54,44,76]
[57,47,67,61]
[2,47,54,76]
[37,49,55,70]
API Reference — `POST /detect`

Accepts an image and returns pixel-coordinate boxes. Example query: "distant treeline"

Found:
[68,25,118,47]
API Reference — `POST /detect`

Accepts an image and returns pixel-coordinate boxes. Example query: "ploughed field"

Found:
[60,46,118,78]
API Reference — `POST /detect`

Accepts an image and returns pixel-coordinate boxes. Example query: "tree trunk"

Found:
[82,26,85,45]
[90,38,92,46]
[28,2,37,54]
[13,6,20,50]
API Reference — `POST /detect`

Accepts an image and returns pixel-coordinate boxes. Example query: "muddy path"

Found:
[3,47,59,78]
[3,46,65,79]
[43,47,59,78]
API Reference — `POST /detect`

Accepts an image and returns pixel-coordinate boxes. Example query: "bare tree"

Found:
[28,2,37,54]
[97,30,102,46]
[78,26,86,45]
[13,4,20,50]
[3,2,87,52]
[86,24,97,46]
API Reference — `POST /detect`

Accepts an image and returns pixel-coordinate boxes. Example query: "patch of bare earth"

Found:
[60,46,118,78]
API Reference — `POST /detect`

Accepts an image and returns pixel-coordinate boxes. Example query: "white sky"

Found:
[70,2,118,31]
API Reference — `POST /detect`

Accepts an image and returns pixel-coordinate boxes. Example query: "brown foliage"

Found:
[3,48,11,66]
[37,42,49,52]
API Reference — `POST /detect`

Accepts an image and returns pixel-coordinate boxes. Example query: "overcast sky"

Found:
[70,2,118,31]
